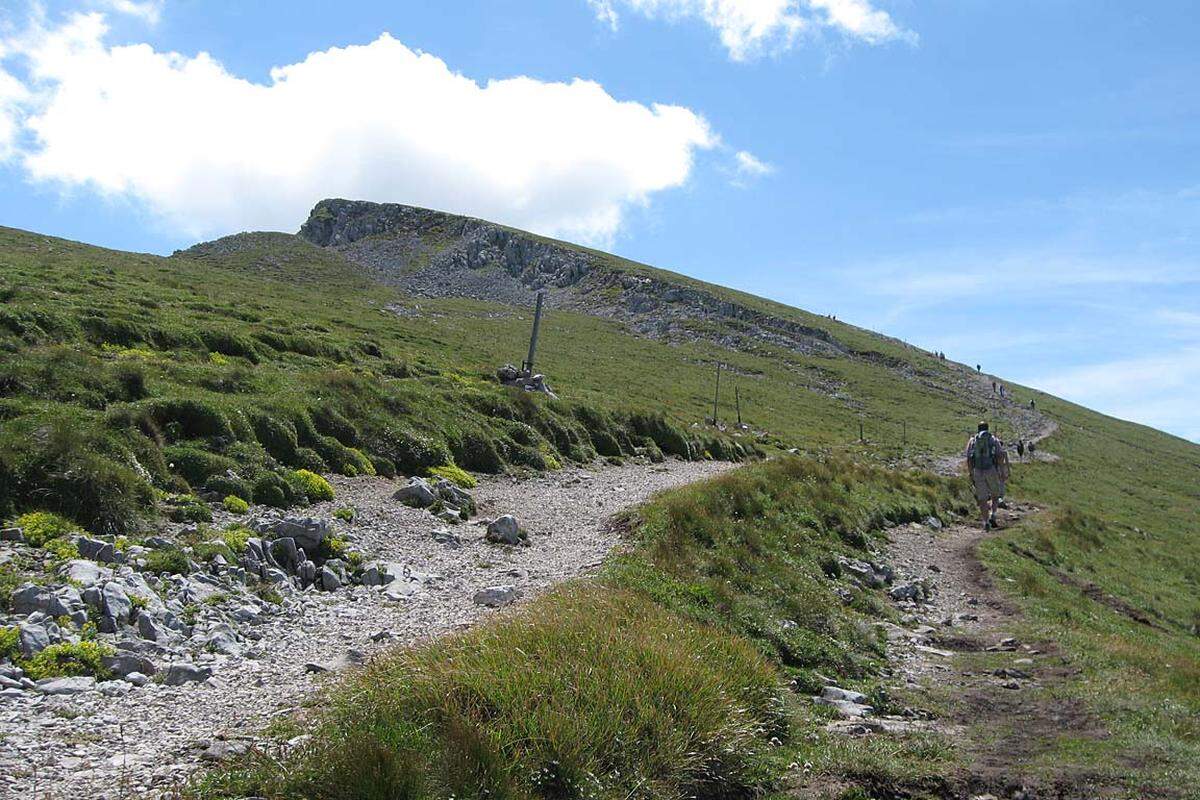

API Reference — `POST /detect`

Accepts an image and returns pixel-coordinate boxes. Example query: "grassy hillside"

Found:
[1,215,1198,795]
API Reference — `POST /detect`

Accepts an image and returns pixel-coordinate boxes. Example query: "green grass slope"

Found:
[1,215,1197,795]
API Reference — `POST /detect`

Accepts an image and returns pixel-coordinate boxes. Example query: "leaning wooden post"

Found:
[522,290,545,376]
[712,362,722,424]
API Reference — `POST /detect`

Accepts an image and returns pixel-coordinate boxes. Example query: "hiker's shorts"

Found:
[972,468,1003,502]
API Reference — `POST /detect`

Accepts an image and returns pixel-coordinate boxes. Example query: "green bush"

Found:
[9,511,79,547]
[220,525,252,553]
[428,464,477,489]
[163,444,238,487]
[250,413,299,465]
[20,641,113,680]
[333,506,356,523]
[136,398,235,443]
[223,495,249,515]
[448,427,504,474]
[141,547,190,575]
[252,473,293,508]
[0,626,19,662]
[291,469,334,502]
[204,474,252,502]
[165,494,213,523]
[372,425,452,476]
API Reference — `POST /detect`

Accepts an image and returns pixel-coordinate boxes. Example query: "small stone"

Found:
[202,740,249,762]
[77,536,119,564]
[485,515,527,546]
[393,478,437,509]
[430,529,462,548]
[37,676,96,695]
[124,671,150,687]
[319,565,342,592]
[268,518,329,553]
[101,652,157,678]
[473,585,520,608]
[137,613,167,643]
[162,663,213,686]
[0,527,25,543]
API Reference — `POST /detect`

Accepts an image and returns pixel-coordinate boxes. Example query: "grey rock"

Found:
[430,529,462,548]
[319,565,342,592]
[101,652,157,678]
[382,581,419,600]
[202,739,249,762]
[137,613,167,643]
[813,695,874,718]
[485,515,527,546]
[473,585,520,608]
[102,581,133,622]
[268,537,300,571]
[143,536,173,549]
[98,680,132,697]
[18,620,54,657]
[60,559,112,587]
[268,517,329,552]
[162,662,213,686]
[38,676,96,695]
[821,685,868,704]
[436,507,463,525]
[203,624,241,656]
[923,516,944,530]
[297,560,317,588]
[0,526,25,543]
[77,536,118,564]
[888,581,930,603]
[124,671,150,686]
[229,604,261,624]
[393,478,437,508]
[360,563,388,587]
[263,567,289,585]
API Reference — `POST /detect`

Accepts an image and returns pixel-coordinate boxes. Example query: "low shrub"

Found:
[428,464,476,489]
[164,445,238,488]
[20,641,113,680]
[333,506,355,523]
[204,475,252,503]
[142,547,190,576]
[220,525,252,553]
[165,495,213,524]
[252,473,294,508]
[0,626,18,661]
[223,495,249,515]
[9,511,79,547]
[290,469,334,502]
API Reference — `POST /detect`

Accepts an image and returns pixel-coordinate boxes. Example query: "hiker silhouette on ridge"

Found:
[965,421,1009,531]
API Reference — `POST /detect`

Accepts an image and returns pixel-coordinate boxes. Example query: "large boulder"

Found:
[77,536,120,564]
[60,559,113,588]
[102,582,133,623]
[268,517,329,553]
[18,618,56,657]
[393,478,437,509]
[319,565,342,592]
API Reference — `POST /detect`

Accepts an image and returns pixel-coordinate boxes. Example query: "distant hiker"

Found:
[1028,440,1036,456]
[992,381,997,393]
[977,364,982,372]
[965,421,1009,531]
[1030,398,1036,411]
[1017,439,1026,460]
[999,385,1006,399]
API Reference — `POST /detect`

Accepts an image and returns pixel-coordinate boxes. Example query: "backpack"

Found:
[971,431,996,470]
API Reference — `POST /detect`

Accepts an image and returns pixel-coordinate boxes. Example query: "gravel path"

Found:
[0,459,732,800]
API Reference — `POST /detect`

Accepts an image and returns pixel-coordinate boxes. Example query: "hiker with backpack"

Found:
[965,421,1009,530]
[1017,439,1026,460]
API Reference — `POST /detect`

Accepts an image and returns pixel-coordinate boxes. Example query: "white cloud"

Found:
[735,149,773,176]
[587,0,913,60]
[0,50,28,158]
[0,12,718,244]
[1030,347,1200,443]
[100,0,163,24]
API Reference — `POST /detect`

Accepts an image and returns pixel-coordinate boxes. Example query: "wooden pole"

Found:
[859,419,864,444]
[735,386,742,426]
[712,362,721,425]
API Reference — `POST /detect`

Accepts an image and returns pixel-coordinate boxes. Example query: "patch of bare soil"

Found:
[870,503,1165,800]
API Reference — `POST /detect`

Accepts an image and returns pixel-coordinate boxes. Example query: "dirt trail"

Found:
[882,501,1134,799]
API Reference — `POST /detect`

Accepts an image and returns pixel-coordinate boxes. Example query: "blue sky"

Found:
[1,1,1198,442]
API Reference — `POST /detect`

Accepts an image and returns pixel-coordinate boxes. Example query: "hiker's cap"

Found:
[978,421,989,431]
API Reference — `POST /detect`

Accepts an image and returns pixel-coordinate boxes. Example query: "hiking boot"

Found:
[989,514,999,529]
[983,519,992,531]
